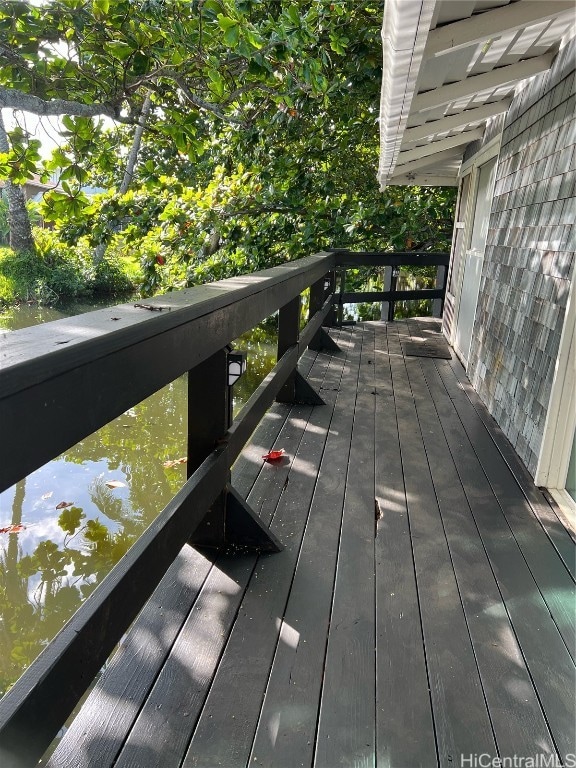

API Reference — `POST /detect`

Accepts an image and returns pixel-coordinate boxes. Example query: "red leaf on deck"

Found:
[55,501,73,509]
[262,449,284,462]
[0,524,25,534]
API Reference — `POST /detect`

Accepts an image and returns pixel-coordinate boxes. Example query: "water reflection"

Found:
[0,303,277,698]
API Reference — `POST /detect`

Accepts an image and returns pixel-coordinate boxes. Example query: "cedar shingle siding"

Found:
[467,39,575,475]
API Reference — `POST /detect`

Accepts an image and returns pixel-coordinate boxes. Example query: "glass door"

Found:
[454,156,497,366]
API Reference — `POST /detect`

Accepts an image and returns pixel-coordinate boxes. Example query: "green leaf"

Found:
[92,0,110,14]
[103,40,134,61]
[61,114,75,132]
[244,28,264,49]
[223,24,240,47]
[217,14,237,31]
[286,5,300,25]
[171,49,185,66]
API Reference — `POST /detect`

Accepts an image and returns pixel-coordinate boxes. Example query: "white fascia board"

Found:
[378,0,438,189]
[425,1,575,58]
[402,99,512,144]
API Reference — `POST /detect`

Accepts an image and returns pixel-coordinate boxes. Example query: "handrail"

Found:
[0,248,449,767]
[0,251,336,494]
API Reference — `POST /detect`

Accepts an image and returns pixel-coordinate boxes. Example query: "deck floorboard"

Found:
[374,324,437,768]
[48,321,576,768]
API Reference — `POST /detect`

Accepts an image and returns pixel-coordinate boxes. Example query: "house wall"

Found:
[464,38,575,476]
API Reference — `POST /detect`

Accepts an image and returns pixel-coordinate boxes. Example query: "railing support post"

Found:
[188,349,281,552]
[276,295,324,405]
[325,270,337,327]
[337,268,346,326]
[308,276,340,352]
[380,265,393,322]
[433,265,447,318]
[388,268,399,321]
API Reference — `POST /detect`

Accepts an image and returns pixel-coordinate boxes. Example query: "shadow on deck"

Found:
[47,319,575,768]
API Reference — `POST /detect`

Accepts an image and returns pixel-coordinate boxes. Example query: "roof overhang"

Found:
[378,0,576,189]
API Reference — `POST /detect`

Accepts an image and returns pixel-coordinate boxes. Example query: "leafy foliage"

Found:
[0,0,455,291]
[0,229,135,305]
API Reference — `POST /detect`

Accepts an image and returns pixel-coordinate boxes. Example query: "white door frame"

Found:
[535,278,576,520]
[450,136,502,365]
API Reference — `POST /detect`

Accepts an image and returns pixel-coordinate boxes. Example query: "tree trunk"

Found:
[93,92,152,266]
[0,110,35,253]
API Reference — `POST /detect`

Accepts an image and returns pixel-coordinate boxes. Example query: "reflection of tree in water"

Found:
[0,479,29,697]
[0,488,142,698]
[233,325,277,411]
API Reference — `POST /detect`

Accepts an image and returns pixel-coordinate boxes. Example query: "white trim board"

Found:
[535,277,576,490]
[459,133,503,175]
[548,489,576,539]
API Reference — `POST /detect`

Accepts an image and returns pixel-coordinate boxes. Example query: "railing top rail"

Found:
[333,250,450,267]
[0,251,336,398]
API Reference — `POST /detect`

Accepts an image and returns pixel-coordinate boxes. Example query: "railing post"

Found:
[187,349,230,547]
[433,264,447,318]
[380,265,392,322]
[188,349,282,551]
[337,268,346,326]
[388,267,399,321]
[308,275,340,352]
[326,271,337,326]
[276,295,300,403]
[276,294,324,406]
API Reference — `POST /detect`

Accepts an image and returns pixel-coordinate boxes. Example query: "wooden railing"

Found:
[0,249,448,767]
[332,250,450,322]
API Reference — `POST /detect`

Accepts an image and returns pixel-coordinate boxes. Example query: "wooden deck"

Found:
[47,319,576,768]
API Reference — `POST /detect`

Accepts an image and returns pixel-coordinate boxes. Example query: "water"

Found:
[0,301,278,698]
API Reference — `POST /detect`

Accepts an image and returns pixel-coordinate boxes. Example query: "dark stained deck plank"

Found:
[46,350,325,768]
[442,355,576,573]
[387,323,498,762]
[415,352,576,762]
[181,338,352,767]
[404,352,557,759]
[247,333,362,768]
[313,325,376,768]
[372,324,437,768]
[232,348,319,499]
[112,350,336,768]
[431,358,576,659]
[45,545,214,768]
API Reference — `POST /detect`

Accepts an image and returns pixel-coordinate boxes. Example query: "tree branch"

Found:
[169,74,244,125]
[0,86,136,124]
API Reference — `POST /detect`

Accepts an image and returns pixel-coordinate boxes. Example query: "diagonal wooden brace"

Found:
[293,371,325,405]
[310,327,340,352]
[189,483,283,553]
